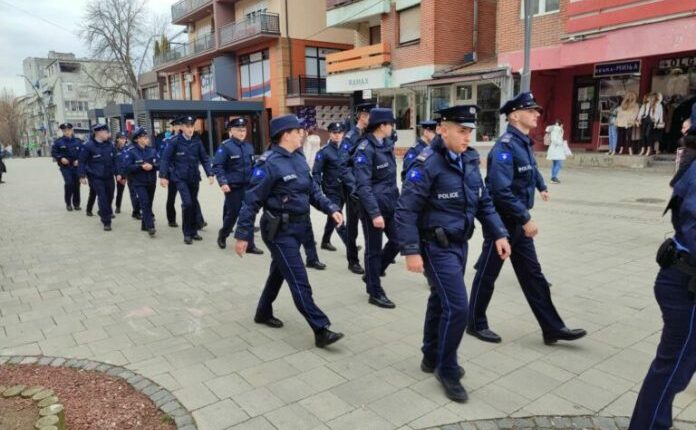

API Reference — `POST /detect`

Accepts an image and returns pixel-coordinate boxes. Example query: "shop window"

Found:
[305,47,340,78]
[476,83,501,141]
[573,76,597,143]
[414,87,427,125]
[399,6,420,45]
[200,66,214,101]
[240,50,271,99]
[429,86,450,118]
[170,74,182,100]
[455,85,473,102]
[394,94,412,129]
[520,0,559,17]
[370,26,381,45]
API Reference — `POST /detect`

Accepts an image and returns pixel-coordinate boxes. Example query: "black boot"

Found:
[217,230,227,249]
[315,328,344,348]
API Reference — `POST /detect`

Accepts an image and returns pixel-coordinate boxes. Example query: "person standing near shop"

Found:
[233,114,345,348]
[608,106,619,155]
[545,119,566,184]
[51,123,82,211]
[638,94,654,157]
[616,91,639,155]
[401,120,438,180]
[124,127,158,237]
[78,124,116,231]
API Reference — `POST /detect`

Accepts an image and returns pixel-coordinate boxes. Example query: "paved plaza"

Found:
[0,157,693,429]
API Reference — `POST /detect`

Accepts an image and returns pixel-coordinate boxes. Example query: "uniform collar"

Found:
[271,145,294,158]
[506,124,532,146]
[366,133,384,147]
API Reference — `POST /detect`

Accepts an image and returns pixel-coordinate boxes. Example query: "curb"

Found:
[425,415,696,430]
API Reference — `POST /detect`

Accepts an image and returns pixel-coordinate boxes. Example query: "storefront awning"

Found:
[401,64,510,88]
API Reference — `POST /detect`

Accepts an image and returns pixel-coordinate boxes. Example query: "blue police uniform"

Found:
[51,126,83,210]
[124,128,158,234]
[629,155,696,430]
[234,115,344,347]
[401,120,437,180]
[353,108,400,307]
[122,142,142,218]
[159,131,180,226]
[114,139,127,213]
[160,119,213,242]
[78,126,116,228]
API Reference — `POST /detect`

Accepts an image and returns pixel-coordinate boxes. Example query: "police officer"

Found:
[51,123,82,211]
[114,132,129,214]
[338,103,374,275]
[122,134,142,220]
[161,118,181,228]
[233,114,344,348]
[401,120,437,180]
[159,115,214,244]
[213,117,263,254]
[78,124,116,231]
[297,126,326,270]
[395,105,511,402]
[467,92,586,344]
[123,127,158,237]
[313,121,349,251]
[353,107,400,309]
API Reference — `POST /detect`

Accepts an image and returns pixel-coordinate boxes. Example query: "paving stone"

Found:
[571,416,594,429]
[476,421,500,430]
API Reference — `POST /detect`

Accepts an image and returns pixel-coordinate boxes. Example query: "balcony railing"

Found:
[171,0,211,22]
[219,12,281,47]
[287,76,327,96]
[326,0,357,10]
[153,33,215,67]
[326,43,390,74]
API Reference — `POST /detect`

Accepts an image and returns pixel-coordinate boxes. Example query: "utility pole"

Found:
[521,0,534,92]
[19,74,53,152]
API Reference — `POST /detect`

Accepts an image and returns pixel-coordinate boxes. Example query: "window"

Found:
[455,85,473,101]
[520,0,560,17]
[66,83,73,92]
[64,101,70,111]
[369,26,381,45]
[476,83,502,141]
[200,66,215,101]
[239,50,271,99]
[170,74,182,100]
[70,101,77,112]
[304,47,340,78]
[399,6,420,45]
[429,86,450,118]
[245,1,268,20]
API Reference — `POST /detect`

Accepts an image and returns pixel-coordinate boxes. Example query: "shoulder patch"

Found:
[416,148,433,162]
[357,141,368,151]
[500,133,513,143]
[341,142,351,152]
[355,154,367,165]
[251,167,266,179]
[258,150,273,163]
[497,151,513,163]
[216,147,224,155]
[404,151,416,160]
[315,152,323,160]
[406,168,424,183]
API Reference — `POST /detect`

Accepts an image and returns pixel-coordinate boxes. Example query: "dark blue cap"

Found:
[500,92,544,115]
[131,127,148,141]
[179,115,196,125]
[170,117,181,126]
[356,102,376,113]
[327,122,344,132]
[270,114,301,138]
[368,108,395,128]
[92,123,109,133]
[59,123,73,130]
[226,117,247,129]
[419,120,438,131]
[115,131,127,138]
[436,105,479,129]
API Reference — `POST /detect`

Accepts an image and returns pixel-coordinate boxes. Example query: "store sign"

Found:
[593,60,641,77]
[326,67,391,93]
[659,56,696,70]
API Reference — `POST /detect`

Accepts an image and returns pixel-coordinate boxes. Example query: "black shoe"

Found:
[321,242,337,251]
[380,270,386,277]
[254,226,260,233]
[86,211,94,217]
[306,261,327,270]
[368,295,395,309]
[148,228,156,237]
[348,262,365,274]
[543,327,587,345]
[466,328,502,343]
[111,214,116,219]
[198,221,208,229]
[73,206,82,211]
[217,231,227,249]
[551,178,561,184]
[315,328,344,348]
[421,358,465,379]
[141,226,147,231]
[192,234,203,241]
[115,207,121,214]
[66,205,73,211]
[247,247,264,255]
[132,213,142,220]
[254,316,284,328]
[184,236,193,245]
[435,370,468,402]
[103,225,112,231]
[168,221,178,228]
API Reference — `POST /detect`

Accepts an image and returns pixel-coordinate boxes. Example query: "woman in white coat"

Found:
[545,119,566,183]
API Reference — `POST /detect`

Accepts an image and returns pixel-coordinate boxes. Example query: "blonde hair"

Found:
[621,91,637,110]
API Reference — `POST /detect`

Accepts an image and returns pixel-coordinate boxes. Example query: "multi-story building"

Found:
[496,0,696,151]
[153,0,355,132]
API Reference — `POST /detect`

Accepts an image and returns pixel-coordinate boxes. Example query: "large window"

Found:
[370,26,381,45]
[399,6,420,45]
[521,0,560,17]
[170,74,182,100]
[305,47,340,78]
[429,86,450,118]
[200,66,214,101]
[240,50,271,99]
[476,83,501,141]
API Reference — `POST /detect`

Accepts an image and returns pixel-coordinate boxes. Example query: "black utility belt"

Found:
[421,228,463,247]
[264,211,310,223]
[657,238,696,294]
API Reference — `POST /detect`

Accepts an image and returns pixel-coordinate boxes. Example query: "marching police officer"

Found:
[338,103,374,275]
[122,134,142,220]
[51,123,83,211]
[213,117,263,254]
[78,124,116,231]
[401,120,437,180]
[160,115,214,244]
[313,121,349,251]
[160,118,181,228]
[395,105,511,402]
[114,132,129,214]
[353,107,400,309]
[467,92,586,344]
[233,114,344,348]
[124,127,158,237]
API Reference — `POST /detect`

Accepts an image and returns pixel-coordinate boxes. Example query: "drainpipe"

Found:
[285,0,294,104]
[473,0,479,57]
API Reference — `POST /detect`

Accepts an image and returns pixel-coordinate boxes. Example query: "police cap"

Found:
[367,108,395,128]
[500,92,544,115]
[436,105,479,129]
[270,114,302,139]
[92,123,109,133]
[226,117,248,129]
[419,120,438,131]
[59,123,73,130]
[131,127,148,141]
[327,122,344,133]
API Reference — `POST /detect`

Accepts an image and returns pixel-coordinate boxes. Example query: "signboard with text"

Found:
[594,60,641,78]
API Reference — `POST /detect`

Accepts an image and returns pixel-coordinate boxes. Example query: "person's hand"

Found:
[235,240,248,257]
[60,157,69,165]
[119,178,127,185]
[160,178,168,188]
[332,211,344,226]
[540,190,550,202]
[372,216,385,229]
[208,176,214,185]
[221,184,231,193]
[143,163,153,171]
[80,178,87,185]
[495,238,512,260]
[523,220,538,238]
[405,255,424,273]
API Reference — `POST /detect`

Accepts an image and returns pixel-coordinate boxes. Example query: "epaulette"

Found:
[500,133,513,144]
[416,147,434,162]
[257,150,274,164]
[357,140,368,151]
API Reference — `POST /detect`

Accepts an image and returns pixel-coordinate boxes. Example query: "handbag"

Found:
[543,132,551,146]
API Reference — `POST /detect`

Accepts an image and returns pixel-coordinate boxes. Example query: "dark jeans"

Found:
[166,181,177,224]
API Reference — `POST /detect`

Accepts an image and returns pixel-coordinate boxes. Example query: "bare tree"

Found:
[0,89,28,154]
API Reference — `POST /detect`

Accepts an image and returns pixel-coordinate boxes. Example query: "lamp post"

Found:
[521,0,534,92]
[18,74,53,153]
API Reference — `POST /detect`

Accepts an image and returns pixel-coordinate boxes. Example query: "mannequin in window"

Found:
[615,91,639,155]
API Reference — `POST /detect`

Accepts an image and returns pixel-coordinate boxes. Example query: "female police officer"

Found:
[233,114,345,348]
[51,123,82,211]
[124,127,158,237]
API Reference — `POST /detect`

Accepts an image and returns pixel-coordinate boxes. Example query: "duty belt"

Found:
[657,239,696,296]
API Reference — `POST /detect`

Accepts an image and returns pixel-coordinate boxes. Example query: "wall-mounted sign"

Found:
[326,67,390,93]
[594,60,641,78]
[658,56,696,70]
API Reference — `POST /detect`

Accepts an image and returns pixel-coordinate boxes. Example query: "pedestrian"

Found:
[338,103,374,275]
[160,118,180,228]
[395,105,511,402]
[353,107,400,309]
[648,93,666,156]
[159,115,214,245]
[113,132,129,214]
[467,92,586,345]
[401,120,438,180]
[0,144,6,184]
[51,123,82,211]
[233,114,345,348]
[124,127,158,237]
[616,91,639,155]
[313,121,349,252]
[213,117,264,254]
[608,105,619,155]
[545,119,566,183]
[78,124,116,231]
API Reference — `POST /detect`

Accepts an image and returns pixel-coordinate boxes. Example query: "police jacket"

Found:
[234,145,340,242]
[338,125,363,192]
[115,144,133,178]
[159,133,212,183]
[353,133,399,219]
[486,125,548,224]
[401,138,427,180]
[212,137,255,187]
[312,140,342,194]
[124,145,159,186]
[395,137,508,255]
[51,136,82,167]
[78,138,116,179]
[670,160,696,256]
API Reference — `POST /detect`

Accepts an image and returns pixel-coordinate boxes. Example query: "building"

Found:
[496,0,696,152]
[152,0,356,134]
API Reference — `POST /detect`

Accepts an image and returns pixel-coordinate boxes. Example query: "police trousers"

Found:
[87,178,96,213]
[60,167,80,207]
[220,186,255,248]
[115,181,125,210]
[630,267,696,430]
[91,176,115,226]
[127,181,141,215]
[322,190,348,246]
[301,219,319,264]
[469,220,565,335]
[255,218,330,332]
[422,240,469,380]
[361,210,399,298]
[343,185,361,265]
[166,181,177,224]
[175,180,201,237]
[134,183,156,230]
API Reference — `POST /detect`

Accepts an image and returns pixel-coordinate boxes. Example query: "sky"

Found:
[0,0,175,96]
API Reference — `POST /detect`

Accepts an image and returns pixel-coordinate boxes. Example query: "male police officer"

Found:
[338,103,374,275]
[395,105,511,402]
[51,123,82,211]
[213,117,263,254]
[467,92,586,345]
[401,120,437,180]
[78,124,116,231]
[160,115,214,244]
[160,118,181,227]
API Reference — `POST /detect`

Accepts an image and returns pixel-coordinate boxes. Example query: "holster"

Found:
[422,227,450,248]
[656,238,676,269]
[657,238,696,297]
[262,212,281,241]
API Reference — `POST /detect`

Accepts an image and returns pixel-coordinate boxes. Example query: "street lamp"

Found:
[521,0,534,92]
[18,74,53,153]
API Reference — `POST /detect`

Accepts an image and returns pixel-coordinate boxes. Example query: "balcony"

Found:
[153,33,215,69]
[171,0,213,25]
[286,76,328,96]
[218,12,281,50]
[326,44,391,93]
[326,0,390,27]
